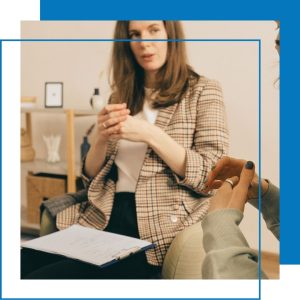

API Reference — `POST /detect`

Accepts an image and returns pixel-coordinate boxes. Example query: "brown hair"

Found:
[110,21,199,115]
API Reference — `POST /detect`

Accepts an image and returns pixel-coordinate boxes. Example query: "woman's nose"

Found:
[139,39,150,48]
[139,32,152,47]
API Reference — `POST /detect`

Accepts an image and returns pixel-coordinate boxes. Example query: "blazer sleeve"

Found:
[80,96,117,188]
[174,79,229,193]
[201,209,268,279]
[81,139,116,188]
[248,182,280,240]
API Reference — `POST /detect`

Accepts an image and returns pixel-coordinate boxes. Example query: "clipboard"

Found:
[22,225,155,268]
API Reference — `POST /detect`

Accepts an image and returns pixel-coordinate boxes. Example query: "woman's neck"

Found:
[144,72,157,89]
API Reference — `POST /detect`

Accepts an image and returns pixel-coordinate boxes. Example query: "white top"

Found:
[115,89,158,192]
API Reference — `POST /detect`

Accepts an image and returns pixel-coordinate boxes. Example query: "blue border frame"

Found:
[0,40,2,299]
[0,36,262,300]
[39,0,281,21]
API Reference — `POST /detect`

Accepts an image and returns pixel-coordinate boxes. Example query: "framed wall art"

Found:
[45,82,63,108]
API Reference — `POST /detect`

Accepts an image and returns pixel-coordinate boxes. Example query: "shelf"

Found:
[22,159,82,177]
[21,108,92,192]
[21,107,97,117]
[20,108,90,239]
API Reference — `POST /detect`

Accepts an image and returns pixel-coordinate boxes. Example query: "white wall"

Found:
[21,21,279,253]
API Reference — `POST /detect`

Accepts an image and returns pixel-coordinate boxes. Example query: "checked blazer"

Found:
[56,76,229,266]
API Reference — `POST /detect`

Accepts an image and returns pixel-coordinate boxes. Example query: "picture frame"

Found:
[45,82,63,108]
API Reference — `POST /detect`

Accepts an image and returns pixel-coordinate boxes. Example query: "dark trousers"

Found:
[21,193,161,279]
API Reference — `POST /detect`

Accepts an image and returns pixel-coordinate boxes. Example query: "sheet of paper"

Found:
[22,225,153,266]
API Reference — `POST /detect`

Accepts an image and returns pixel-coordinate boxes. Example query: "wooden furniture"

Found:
[26,172,67,224]
[21,108,96,234]
[21,108,96,192]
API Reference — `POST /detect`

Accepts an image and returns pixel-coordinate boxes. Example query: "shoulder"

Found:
[192,76,223,93]
[185,76,223,103]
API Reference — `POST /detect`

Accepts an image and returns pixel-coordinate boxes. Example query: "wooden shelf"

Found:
[21,159,82,177]
[21,107,97,117]
[21,108,94,238]
[21,108,95,192]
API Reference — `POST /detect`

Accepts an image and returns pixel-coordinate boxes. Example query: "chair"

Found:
[40,192,205,279]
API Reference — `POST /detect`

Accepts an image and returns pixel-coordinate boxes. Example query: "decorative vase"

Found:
[43,134,61,163]
[80,136,91,161]
[90,88,106,112]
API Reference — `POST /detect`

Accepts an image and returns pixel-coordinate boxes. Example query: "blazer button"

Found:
[170,215,178,223]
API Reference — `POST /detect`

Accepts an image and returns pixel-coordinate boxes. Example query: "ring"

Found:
[225,179,234,188]
[102,123,107,129]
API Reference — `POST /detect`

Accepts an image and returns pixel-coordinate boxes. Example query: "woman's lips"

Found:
[141,54,155,62]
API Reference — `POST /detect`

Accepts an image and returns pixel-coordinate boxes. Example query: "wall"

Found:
[21,21,279,253]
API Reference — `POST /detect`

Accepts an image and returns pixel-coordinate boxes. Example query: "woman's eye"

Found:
[150,28,160,34]
[129,32,140,39]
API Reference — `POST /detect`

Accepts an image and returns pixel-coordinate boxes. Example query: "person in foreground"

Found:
[21,21,228,279]
[201,156,279,279]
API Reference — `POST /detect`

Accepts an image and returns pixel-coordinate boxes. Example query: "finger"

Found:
[103,103,127,114]
[98,109,129,124]
[208,176,238,212]
[221,176,239,190]
[102,115,128,129]
[209,180,223,190]
[106,109,130,119]
[236,161,255,190]
[230,161,255,211]
[99,108,129,120]
[205,156,231,187]
[103,123,122,137]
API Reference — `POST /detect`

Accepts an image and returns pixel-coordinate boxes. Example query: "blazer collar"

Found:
[143,100,179,160]
[154,101,179,131]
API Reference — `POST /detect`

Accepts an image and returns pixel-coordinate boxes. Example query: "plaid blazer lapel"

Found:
[148,101,179,156]
[138,102,179,179]
[154,102,179,131]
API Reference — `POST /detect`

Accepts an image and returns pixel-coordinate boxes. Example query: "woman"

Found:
[22,20,229,279]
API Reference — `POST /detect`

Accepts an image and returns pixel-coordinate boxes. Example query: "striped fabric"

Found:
[56,76,229,266]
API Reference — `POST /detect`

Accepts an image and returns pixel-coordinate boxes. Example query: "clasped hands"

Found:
[96,103,151,143]
[204,156,269,214]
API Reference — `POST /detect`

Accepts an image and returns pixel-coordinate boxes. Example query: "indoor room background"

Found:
[21,20,279,254]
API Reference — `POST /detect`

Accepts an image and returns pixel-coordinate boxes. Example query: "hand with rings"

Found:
[204,156,269,200]
[208,161,255,213]
[225,178,234,188]
[96,103,130,142]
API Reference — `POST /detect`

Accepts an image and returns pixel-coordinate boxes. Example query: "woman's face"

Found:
[129,21,168,77]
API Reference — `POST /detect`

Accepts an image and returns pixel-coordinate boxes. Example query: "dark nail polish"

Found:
[245,161,254,169]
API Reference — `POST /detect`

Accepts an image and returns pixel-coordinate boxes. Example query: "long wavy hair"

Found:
[110,21,199,115]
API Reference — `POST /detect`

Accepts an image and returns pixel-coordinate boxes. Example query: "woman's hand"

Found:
[204,156,268,199]
[95,103,130,144]
[208,161,255,213]
[84,103,130,178]
[112,116,187,177]
[111,115,152,143]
